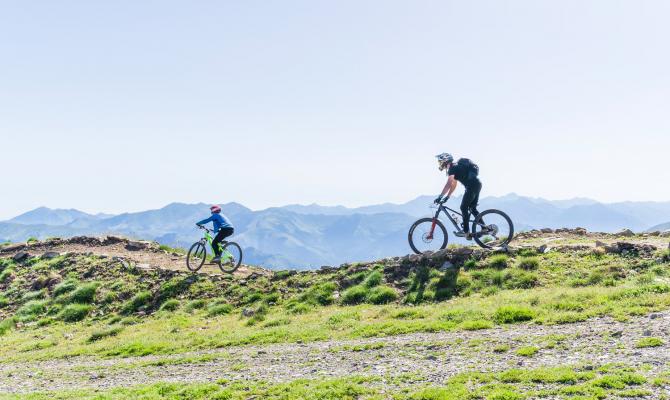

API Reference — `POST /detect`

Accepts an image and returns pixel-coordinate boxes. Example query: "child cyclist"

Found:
[196,205,235,263]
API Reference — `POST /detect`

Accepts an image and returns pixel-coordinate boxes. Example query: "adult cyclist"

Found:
[434,153,481,240]
[196,205,234,263]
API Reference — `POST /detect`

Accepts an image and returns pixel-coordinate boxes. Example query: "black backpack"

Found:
[458,158,479,179]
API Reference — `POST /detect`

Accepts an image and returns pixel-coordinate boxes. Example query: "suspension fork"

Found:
[427,207,442,239]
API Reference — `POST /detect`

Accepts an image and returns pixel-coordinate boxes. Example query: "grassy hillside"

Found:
[1,232,670,398]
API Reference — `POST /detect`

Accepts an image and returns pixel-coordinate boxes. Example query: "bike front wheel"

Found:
[186,242,207,272]
[408,218,448,255]
[471,209,514,249]
[219,242,243,273]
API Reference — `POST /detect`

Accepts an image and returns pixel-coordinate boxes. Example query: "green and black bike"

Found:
[408,198,514,254]
[186,226,243,273]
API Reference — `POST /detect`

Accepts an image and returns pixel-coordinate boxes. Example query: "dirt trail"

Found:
[1,311,669,394]
[0,237,267,278]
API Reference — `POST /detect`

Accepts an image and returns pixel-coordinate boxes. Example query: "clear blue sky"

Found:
[1,1,668,219]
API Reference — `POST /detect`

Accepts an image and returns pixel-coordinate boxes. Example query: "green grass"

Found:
[0,240,669,361]
[160,299,180,311]
[515,346,539,357]
[122,291,152,314]
[493,305,535,324]
[0,364,654,400]
[517,256,540,270]
[366,286,398,304]
[341,285,368,305]
[488,254,510,269]
[88,326,124,342]
[59,304,92,322]
[65,282,99,304]
[635,337,663,348]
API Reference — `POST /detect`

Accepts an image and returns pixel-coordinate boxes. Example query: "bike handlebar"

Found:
[196,225,211,233]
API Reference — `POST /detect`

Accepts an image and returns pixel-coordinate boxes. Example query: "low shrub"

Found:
[59,304,92,322]
[88,326,123,342]
[341,285,368,305]
[493,344,510,353]
[17,300,48,319]
[363,271,383,288]
[515,346,539,357]
[121,291,152,314]
[461,319,493,330]
[488,254,509,269]
[0,268,14,283]
[505,270,539,289]
[53,279,79,297]
[636,337,663,348]
[243,304,268,326]
[0,295,8,308]
[185,299,207,312]
[68,283,99,304]
[463,259,478,270]
[392,309,427,320]
[0,317,16,335]
[159,299,180,311]
[366,286,397,304]
[517,256,540,270]
[297,282,337,306]
[21,290,46,303]
[493,306,535,324]
[207,303,233,317]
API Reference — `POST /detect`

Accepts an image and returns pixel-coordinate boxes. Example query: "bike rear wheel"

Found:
[471,209,514,249]
[186,242,207,272]
[408,217,448,255]
[219,242,242,273]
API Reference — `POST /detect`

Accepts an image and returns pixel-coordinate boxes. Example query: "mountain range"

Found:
[2,194,669,269]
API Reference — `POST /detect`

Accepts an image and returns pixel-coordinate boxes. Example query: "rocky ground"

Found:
[1,310,669,395]
[0,236,268,278]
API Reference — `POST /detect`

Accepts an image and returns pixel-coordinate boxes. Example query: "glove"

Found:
[434,195,443,204]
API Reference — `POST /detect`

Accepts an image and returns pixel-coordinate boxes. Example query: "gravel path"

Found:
[2,311,669,394]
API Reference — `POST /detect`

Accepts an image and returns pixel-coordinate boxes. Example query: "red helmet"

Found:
[210,205,221,213]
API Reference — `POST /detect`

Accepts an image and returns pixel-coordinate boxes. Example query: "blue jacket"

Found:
[197,213,234,232]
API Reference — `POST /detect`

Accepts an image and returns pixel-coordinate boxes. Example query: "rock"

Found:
[125,241,148,251]
[537,244,549,254]
[660,230,670,238]
[611,330,623,338]
[0,244,25,253]
[439,261,454,271]
[595,240,607,248]
[242,308,255,317]
[425,354,437,361]
[615,229,635,237]
[649,313,661,319]
[643,329,652,337]
[12,252,30,262]
[453,247,474,256]
[574,227,588,235]
[540,228,553,233]
[102,235,126,245]
[67,236,103,246]
[318,266,335,274]
[41,251,60,260]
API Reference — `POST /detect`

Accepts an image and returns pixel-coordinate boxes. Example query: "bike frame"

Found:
[199,227,232,260]
[427,204,478,239]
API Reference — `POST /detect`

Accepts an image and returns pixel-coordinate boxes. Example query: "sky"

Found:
[1,0,669,220]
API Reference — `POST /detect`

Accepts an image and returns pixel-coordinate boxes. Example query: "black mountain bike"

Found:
[408,199,514,254]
